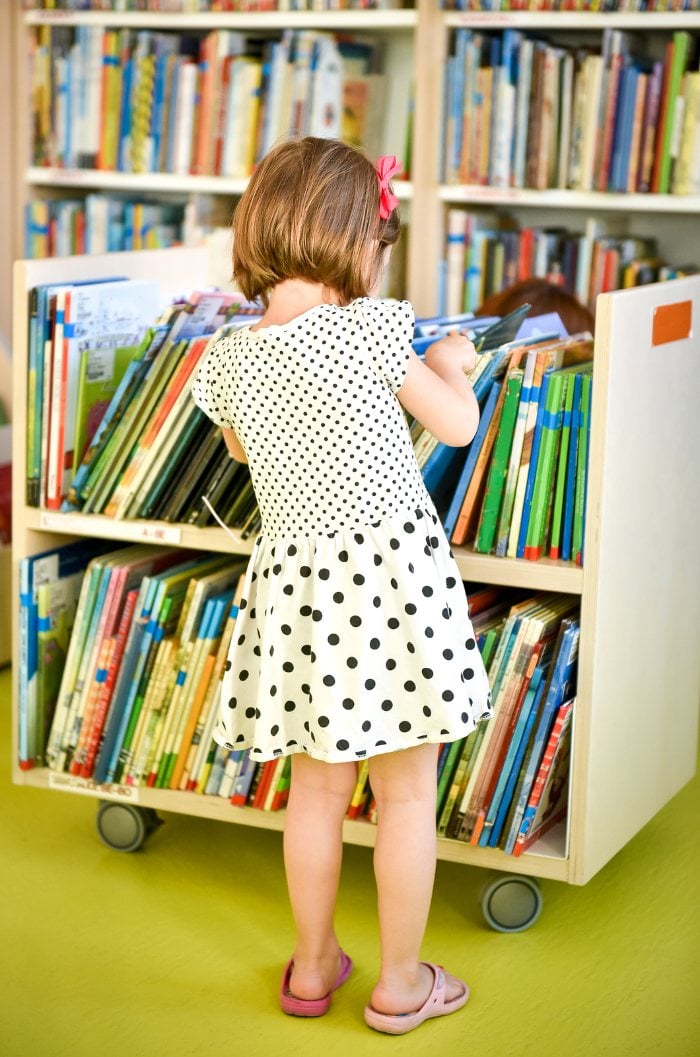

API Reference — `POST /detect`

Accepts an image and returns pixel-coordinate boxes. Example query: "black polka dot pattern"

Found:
[191,298,493,762]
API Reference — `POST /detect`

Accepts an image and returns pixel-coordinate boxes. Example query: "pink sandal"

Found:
[280,949,353,1017]
[364,962,469,1035]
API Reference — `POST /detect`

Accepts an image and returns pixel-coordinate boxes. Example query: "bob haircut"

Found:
[232,137,401,306]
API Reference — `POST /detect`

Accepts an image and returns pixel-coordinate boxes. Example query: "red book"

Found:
[79,588,139,778]
[596,51,624,192]
[252,759,277,810]
[650,41,674,193]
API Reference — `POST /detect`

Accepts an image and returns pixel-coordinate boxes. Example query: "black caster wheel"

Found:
[480,874,543,933]
[96,801,163,852]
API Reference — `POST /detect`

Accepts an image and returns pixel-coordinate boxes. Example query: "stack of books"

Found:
[410,313,594,566]
[30,24,393,177]
[25,277,260,531]
[442,210,696,313]
[432,588,579,857]
[443,27,700,195]
[24,1,406,10]
[442,2,698,11]
[25,196,188,259]
[21,542,576,855]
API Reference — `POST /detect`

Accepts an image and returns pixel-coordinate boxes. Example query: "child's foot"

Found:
[288,948,344,1001]
[280,949,353,1017]
[365,963,469,1035]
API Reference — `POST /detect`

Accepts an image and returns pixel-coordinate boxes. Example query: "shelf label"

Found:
[49,771,140,803]
[39,510,182,545]
[652,300,692,346]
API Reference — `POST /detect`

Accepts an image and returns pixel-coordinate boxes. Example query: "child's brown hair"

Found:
[232,137,401,306]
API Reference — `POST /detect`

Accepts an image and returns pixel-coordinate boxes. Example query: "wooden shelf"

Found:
[452,548,583,595]
[25,167,414,201]
[15,764,571,882]
[26,507,583,593]
[24,8,418,31]
[439,186,700,215]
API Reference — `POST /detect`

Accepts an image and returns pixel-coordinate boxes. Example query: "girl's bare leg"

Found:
[368,743,465,1014]
[282,753,357,1000]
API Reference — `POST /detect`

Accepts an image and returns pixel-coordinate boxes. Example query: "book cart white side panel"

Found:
[571,275,700,886]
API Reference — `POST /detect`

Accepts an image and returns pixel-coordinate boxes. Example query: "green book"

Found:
[548,370,578,561]
[474,368,524,554]
[437,737,467,819]
[73,342,141,478]
[82,337,188,513]
[36,572,84,763]
[657,32,691,194]
[573,372,593,566]
[523,370,572,562]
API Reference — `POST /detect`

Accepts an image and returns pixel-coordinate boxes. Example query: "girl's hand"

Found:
[425,333,478,376]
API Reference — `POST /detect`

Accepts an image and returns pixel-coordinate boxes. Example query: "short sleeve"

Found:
[360,298,414,394]
[190,337,234,429]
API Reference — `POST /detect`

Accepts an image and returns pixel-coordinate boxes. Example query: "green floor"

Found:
[2,665,698,1057]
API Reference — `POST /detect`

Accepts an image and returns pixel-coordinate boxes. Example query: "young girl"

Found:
[191,136,492,1036]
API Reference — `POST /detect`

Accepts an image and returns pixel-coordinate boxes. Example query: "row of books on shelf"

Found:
[24,1,407,11]
[443,27,700,194]
[26,278,263,530]
[19,533,577,855]
[22,0,700,12]
[25,196,190,259]
[24,273,591,564]
[413,310,593,563]
[441,2,700,13]
[30,24,393,176]
[442,210,696,312]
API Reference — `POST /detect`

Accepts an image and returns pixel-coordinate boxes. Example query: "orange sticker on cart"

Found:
[652,300,692,346]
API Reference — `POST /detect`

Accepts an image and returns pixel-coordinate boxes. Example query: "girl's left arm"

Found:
[221,427,248,463]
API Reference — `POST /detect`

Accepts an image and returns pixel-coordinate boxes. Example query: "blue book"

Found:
[561,373,583,563]
[231,751,258,804]
[504,619,580,855]
[610,66,638,192]
[204,744,232,796]
[27,277,125,508]
[487,672,548,848]
[93,576,159,783]
[18,540,111,768]
[516,370,552,558]
[442,381,501,540]
[422,442,466,515]
[117,56,133,171]
[450,28,470,180]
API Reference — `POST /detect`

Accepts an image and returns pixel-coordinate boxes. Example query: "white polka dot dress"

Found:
[191,297,492,763]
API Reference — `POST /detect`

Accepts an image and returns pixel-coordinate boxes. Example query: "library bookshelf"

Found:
[11,248,700,903]
[10,4,700,321]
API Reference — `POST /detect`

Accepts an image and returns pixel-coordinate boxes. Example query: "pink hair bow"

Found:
[376,155,402,220]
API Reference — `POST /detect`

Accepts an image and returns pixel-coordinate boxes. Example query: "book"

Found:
[572,372,593,567]
[494,348,537,558]
[503,618,580,856]
[548,372,577,562]
[513,698,575,857]
[45,279,161,508]
[523,368,581,562]
[467,595,575,846]
[485,664,550,849]
[474,365,524,554]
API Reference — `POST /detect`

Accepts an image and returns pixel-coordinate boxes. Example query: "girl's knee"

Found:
[290,754,358,804]
[368,744,439,807]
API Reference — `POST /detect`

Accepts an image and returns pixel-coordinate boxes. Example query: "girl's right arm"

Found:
[396,334,480,447]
